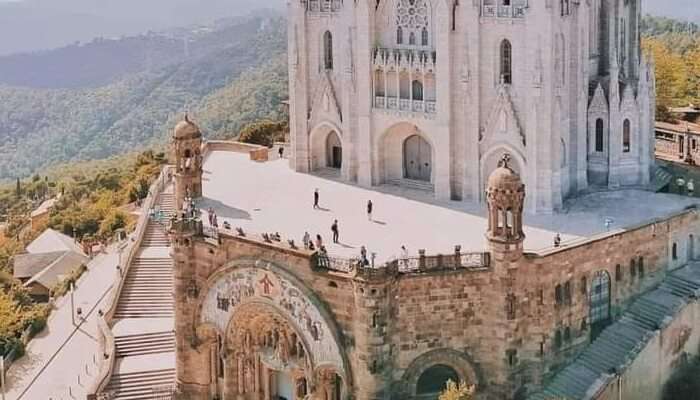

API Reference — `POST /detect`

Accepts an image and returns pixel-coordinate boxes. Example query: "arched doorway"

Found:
[416,365,459,399]
[326,131,342,169]
[589,270,611,341]
[689,234,695,261]
[403,134,432,182]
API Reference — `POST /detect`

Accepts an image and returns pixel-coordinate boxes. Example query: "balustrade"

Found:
[372,48,436,70]
[374,96,435,114]
[307,0,342,13]
[482,3,526,18]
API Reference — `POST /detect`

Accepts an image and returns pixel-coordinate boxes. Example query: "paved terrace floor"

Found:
[201,151,700,263]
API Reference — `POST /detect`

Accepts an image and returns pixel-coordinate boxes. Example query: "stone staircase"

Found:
[386,178,435,192]
[105,187,177,400]
[529,262,700,400]
[104,369,176,400]
[113,257,174,318]
[114,331,175,358]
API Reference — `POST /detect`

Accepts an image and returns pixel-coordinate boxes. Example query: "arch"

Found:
[595,119,604,152]
[310,122,344,172]
[412,80,424,101]
[690,234,695,261]
[589,270,611,340]
[400,349,481,397]
[378,122,436,187]
[323,31,333,70]
[416,365,459,395]
[403,134,432,182]
[500,39,512,84]
[326,130,343,169]
[623,119,631,153]
[195,258,353,392]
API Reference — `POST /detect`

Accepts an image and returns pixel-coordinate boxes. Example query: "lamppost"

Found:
[676,177,686,195]
[70,282,76,326]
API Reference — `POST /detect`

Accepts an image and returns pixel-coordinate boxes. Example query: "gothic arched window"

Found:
[323,31,333,70]
[595,119,604,152]
[396,0,430,47]
[412,80,423,101]
[623,119,631,153]
[397,26,404,44]
[500,39,512,84]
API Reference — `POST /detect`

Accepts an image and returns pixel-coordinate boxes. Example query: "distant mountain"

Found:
[0,0,285,55]
[643,0,700,23]
[0,15,288,181]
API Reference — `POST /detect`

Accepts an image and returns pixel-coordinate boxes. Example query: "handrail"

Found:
[87,164,173,399]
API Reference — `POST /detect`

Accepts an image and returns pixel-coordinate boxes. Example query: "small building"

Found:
[30,197,58,230]
[26,228,84,255]
[13,250,87,301]
[655,120,700,165]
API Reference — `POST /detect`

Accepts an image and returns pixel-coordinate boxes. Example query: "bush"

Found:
[51,264,88,298]
[663,356,700,400]
[238,120,287,148]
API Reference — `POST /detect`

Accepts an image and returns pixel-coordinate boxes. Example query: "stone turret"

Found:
[486,154,525,260]
[172,114,203,211]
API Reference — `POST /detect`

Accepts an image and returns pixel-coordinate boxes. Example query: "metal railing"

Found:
[314,251,490,276]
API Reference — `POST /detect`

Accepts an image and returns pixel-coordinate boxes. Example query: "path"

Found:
[3,248,119,400]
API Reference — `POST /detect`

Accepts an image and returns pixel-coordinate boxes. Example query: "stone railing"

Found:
[202,140,269,162]
[374,96,436,115]
[482,3,526,18]
[307,0,342,13]
[373,47,436,71]
[87,165,173,400]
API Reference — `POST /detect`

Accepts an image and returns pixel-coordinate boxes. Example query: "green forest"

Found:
[0,15,288,181]
[641,15,700,121]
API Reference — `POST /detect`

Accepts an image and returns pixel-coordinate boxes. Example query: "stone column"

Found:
[289,2,311,173]
[433,0,452,201]
[355,0,374,187]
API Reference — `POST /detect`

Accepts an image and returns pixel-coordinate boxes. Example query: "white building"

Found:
[287,0,655,213]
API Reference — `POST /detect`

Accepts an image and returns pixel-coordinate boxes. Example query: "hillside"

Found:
[0,15,288,181]
[0,0,285,55]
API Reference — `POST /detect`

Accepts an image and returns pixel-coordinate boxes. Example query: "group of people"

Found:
[308,189,380,265]
[207,207,219,227]
[182,196,197,219]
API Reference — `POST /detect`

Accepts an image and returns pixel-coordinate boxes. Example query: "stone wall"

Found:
[172,207,700,400]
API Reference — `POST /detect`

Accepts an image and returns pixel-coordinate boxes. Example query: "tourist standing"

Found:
[315,234,323,249]
[278,146,284,159]
[303,231,311,249]
[314,189,320,209]
[331,220,339,243]
[367,200,373,221]
[554,233,561,247]
[360,245,368,266]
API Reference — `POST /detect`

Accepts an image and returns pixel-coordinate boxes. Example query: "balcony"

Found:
[307,0,342,13]
[374,96,436,116]
[482,4,527,18]
[373,48,436,72]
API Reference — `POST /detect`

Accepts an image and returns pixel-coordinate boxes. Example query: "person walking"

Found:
[367,200,373,221]
[331,220,339,243]
[314,189,320,209]
[278,146,284,159]
[360,245,368,266]
[315,234,323,249]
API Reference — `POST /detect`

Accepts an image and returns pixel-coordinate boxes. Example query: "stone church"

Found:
[169,122,700,400]
[287,0,655,213]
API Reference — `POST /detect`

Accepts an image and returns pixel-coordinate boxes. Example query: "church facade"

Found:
[287,0,655,212]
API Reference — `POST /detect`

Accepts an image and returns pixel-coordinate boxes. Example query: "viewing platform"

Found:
[199,151,700,264]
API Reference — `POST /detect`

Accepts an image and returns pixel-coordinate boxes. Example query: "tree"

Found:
[15,178,20,198]
[439,380,474,400]
[238,120,287,148]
